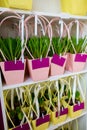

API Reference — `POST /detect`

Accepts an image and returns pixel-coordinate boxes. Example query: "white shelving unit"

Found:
[0,72,8,130]
[0,6,87,130]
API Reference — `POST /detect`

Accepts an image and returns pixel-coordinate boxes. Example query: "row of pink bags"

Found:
[0,11,87,85]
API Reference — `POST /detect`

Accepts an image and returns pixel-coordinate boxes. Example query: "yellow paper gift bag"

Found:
[0,0,32,10]
[60,0,86,16]
[8,0,32,10]
[0,0,9,7]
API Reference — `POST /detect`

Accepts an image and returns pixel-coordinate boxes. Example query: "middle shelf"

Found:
[2,63,87,91]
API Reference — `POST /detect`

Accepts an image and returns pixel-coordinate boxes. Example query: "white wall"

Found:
[32,0,61,13]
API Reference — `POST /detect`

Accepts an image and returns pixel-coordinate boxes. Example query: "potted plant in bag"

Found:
[63,90,84,118]
[4,90,30,130]
[22,85,50,130]
[31,105,50,130]
[50,36,69,76]
[50,102,68,125]
[48,82,68,125]
[0,11,25,85]
[48,18,69,76]
[66,20,87,72]
[32,85,50,130]
[26,36,50,81]
[0,37,26,85]
[62,77,85,118]
[23,85,48,130]
[0,12,26,85]
[66,36,87,72]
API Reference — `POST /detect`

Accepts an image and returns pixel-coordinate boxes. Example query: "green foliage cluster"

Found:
[68,36,87,54]
[26,36,50,58]
[52,37,69,55]
[0,37,21,61]
[8,96,23,128]
[0,36,87,62]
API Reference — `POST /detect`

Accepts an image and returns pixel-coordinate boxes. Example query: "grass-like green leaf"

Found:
[0,37,21,61]
[52,37,69,55]
[68,36,87,53]
[26,36,50,59]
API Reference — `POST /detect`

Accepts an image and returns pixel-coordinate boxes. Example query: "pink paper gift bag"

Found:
[50,54,67,76]
[0,60,26,85]
[27,58,49,81]
[65,53,86,72]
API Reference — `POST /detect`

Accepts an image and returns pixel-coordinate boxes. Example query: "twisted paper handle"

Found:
[47,17,71,55]
[68,20,87,53]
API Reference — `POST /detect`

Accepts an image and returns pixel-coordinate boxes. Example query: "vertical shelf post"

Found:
[0,72,8,130]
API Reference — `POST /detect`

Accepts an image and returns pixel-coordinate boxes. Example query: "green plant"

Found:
[9,107,23,125]
[68,36,87,53]
[0,37,21,61]
[66,90,81,106]
[38,94,45,106]
[75,90,80,100]
[52,37,69,55]
[7,96,24,128]
[26,36,50,59]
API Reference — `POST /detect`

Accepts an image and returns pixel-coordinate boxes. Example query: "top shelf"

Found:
[0,7,87,20]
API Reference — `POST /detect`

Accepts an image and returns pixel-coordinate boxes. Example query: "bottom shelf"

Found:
[47,110,87,130]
